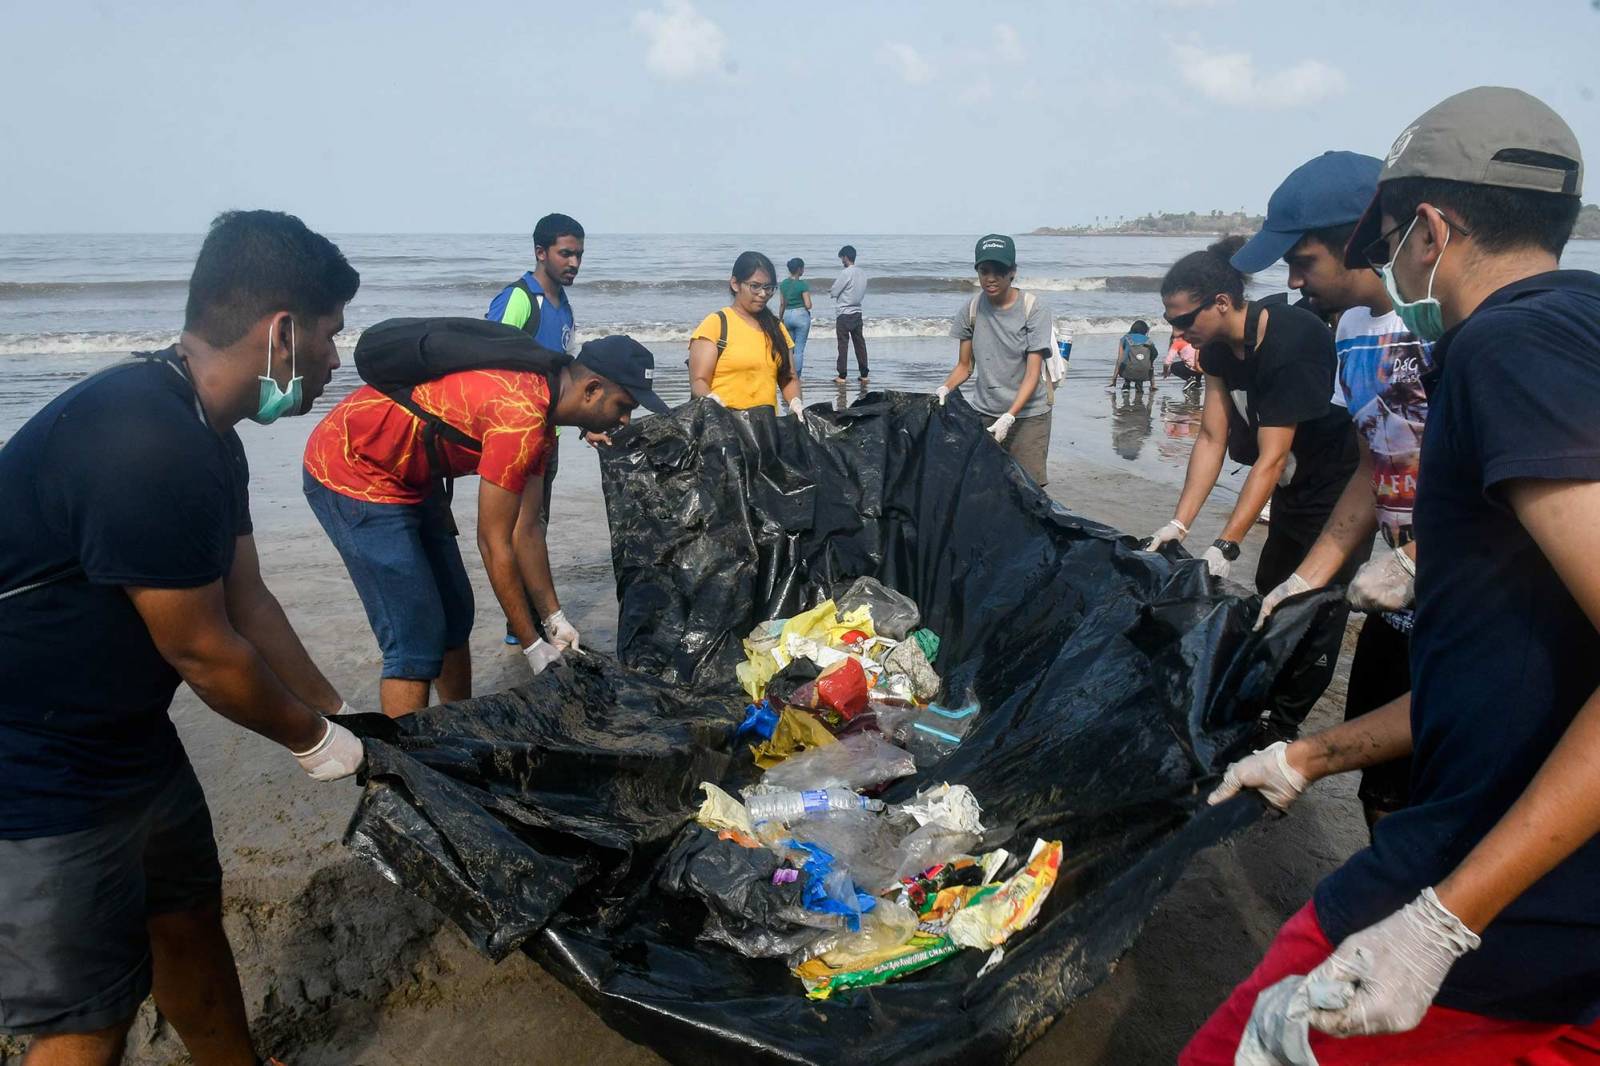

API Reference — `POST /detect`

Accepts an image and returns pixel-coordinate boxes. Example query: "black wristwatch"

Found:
[1212,538,1241,561]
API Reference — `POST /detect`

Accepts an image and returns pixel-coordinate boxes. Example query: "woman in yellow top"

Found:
[689,251,805,414]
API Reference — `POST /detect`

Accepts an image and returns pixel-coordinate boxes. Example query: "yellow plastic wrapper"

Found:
[750,708,837,768]
[735,601,877,700]
[947,839,1063,950]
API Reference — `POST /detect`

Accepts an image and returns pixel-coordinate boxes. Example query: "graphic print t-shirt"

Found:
[304,369,554,504]
[1331,307,1432,549]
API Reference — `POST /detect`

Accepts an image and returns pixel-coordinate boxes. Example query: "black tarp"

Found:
[342,391,1344,1065]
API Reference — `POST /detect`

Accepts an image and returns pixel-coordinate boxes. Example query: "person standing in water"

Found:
[689,251,804,414]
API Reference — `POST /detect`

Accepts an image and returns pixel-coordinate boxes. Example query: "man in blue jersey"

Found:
[1238,150,1431,829]
[487,212,586,644]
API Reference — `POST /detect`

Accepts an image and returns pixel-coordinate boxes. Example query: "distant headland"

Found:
[1032,204,1600,239]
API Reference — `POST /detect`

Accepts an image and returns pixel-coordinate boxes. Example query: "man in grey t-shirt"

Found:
[937,234,1054,484]
[830,244,869,383]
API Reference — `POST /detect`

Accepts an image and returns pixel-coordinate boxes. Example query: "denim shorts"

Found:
[0,759,221,1035]
[304,470,475,679]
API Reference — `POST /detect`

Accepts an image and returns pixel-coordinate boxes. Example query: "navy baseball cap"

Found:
[1230,151,1382,273]
[575,335,669,413]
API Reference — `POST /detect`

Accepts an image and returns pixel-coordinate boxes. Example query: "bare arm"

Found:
[1009,351,1044,416]
[1172,376,1231,528]
[126,581,326,752]
[223,534,342,714]
[688,338,720,398]
[802,290,813,312]
[1219,423,1293,542]
[1110,346,1126,385]
[1431,478,1600,933]
[940,338,976,392]
[1289,441,1383,586]
[477,476,555,645]
[1287,693,1414,781]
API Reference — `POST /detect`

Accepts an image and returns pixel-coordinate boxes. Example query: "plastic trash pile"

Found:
[685,576,1064,999]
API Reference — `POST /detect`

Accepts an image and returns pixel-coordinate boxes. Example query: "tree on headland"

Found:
[1033,203,1600,239]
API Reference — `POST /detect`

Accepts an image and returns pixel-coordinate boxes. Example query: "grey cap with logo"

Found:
[1345,86,1585,267]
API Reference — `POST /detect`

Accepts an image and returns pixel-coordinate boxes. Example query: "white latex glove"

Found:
[542,610,580,652]
[1255,572,1312,631]
[705,392,724,406]
[1142,518,1188,551]
[523,638,563,674]
[935,385,950,406]
[1201,544,1232,580]
[292,719,365,782]
[788,396,806,417]
[1348,548,1416,613]
[1299,888,1480,1038]
[335,700,360,716]
[987,412,1016,443]
[1207,740,1309,811]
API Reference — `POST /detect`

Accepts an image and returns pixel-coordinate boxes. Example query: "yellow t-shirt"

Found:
[691,309,794,410]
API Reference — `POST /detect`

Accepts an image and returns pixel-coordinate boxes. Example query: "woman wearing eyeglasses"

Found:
[689,251,804,414]
[1143,235,1360,737]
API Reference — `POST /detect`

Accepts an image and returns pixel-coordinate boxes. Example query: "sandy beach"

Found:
[0,354,1371,1066]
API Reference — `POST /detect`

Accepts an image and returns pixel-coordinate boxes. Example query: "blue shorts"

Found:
[304,470,475,679]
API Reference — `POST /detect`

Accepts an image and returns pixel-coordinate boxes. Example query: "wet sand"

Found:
[2,338,1367,1065]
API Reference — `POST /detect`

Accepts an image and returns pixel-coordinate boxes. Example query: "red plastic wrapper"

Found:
[814,658,868,720]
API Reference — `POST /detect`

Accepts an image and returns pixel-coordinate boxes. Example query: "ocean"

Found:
[5,233,1597,489]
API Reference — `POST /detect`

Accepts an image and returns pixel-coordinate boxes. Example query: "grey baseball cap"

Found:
[1345,86,1584,267]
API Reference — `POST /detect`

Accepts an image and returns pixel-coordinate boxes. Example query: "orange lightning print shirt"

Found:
[304,370,554,504]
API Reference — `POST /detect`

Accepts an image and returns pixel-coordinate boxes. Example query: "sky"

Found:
[2,0,1598,234]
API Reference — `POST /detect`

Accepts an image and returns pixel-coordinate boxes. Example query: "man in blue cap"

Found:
[1236,150,1434,830]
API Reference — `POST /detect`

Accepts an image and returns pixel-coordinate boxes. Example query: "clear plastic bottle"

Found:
[744,788,886,825]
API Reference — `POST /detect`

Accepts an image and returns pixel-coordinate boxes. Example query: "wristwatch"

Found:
[1212,538,1241,561]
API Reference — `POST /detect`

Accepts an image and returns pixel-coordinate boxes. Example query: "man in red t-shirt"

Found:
[303,335,666,716]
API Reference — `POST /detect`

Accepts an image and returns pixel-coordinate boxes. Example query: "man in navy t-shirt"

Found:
[0,211,365,1063]
[1187,89,1600,1063]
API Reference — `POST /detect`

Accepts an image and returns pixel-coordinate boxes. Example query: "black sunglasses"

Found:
[1164,294,1217,331]
[1362,212,1474,275]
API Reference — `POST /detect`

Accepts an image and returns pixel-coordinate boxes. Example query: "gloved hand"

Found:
[788,396,806,418]
[1349,548,1416,612]
[523,638,563,674]
[1301,888,1480,1037]
[292,719,365,782]
[987,412,1016,443]
[1201,544,1232,580]
[705,392,724,406]
[582,430,612,448]
[1142,518,1188,551]
[1207,740,1309,811]
[935,385,950,406]
[542,609,580,652]
[1255,572,1312,631]
[334,700,361,716]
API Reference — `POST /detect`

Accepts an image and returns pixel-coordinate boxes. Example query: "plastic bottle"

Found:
[745,788,886,825]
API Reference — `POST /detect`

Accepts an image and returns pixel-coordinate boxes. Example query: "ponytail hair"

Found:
[730,250,794,388]
[1160,235,1250,305]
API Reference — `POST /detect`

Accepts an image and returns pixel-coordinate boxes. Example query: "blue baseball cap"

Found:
[1230,151,1383,273]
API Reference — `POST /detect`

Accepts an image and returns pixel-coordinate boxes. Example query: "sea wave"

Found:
[0,314,1162,357]
[0,279,190,298]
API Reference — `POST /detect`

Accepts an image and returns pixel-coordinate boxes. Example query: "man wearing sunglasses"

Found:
[1235,151,1434,832]
[1188,88,1600,1065]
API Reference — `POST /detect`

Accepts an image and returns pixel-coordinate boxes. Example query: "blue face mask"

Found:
[251,318,304,425]
[1380,216,1449,342]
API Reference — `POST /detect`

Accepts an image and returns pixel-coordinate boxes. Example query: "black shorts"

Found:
[0,758,222,1035]
[1343,614,1413,812]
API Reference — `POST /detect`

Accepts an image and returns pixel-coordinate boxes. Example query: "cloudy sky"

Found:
[3,0,1597,233]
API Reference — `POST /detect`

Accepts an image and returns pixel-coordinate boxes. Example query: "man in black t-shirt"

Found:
[1146,245,1361,734]
[1195,89,1600,1064]
[0,211,364,1064]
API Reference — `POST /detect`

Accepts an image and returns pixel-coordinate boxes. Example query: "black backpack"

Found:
[353,317,572,501]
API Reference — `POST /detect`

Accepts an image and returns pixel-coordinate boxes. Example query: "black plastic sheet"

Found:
[343,392,1345,1065]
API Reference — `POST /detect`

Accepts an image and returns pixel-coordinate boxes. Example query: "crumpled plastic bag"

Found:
[752,708,838,768]
[760,732,917,793]
[834,576,922,640]
[947,839,1063,950]
[696,782,756,840]
[897,783,986,835]
[883,640,941,701]
[1235,974,1322,1066]
[737,600,876,699]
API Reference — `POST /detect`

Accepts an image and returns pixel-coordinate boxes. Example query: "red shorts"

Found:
[1180,902,1600,1066]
